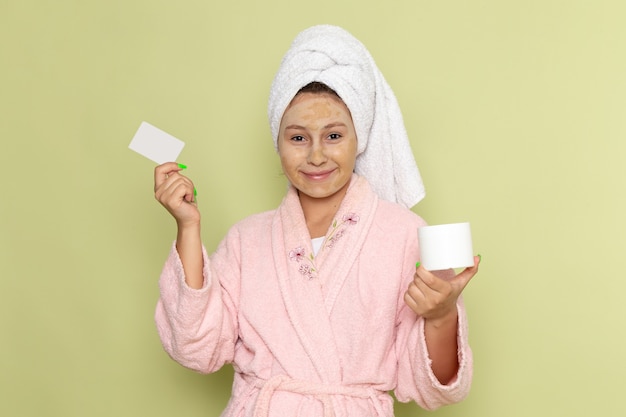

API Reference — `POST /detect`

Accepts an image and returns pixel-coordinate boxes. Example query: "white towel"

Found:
[268,24,425,208]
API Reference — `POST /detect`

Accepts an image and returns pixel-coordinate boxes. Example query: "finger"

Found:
[414,267,448,294]
[183,184,196,204]
[154,162,185,191]
[155,171,194,202]
[407,278,439,315]
[155,174,182,200]
[405,281,441,317]
[406,279,426,302]
[158,177,195,206]
[403,291,419,312]
[412,274,438,299]
[451,255,481,291]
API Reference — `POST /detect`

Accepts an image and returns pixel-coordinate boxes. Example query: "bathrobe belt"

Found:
[251,374,387,417]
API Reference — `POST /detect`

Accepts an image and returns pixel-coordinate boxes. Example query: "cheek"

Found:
[341,143,358,168]
[278,153,289,171]
[278,150,297,178]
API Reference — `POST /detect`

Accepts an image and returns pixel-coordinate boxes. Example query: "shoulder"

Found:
[375,198,428,230]
[353,174,427,229]
[227,209,276,238]
[212,209,276,259]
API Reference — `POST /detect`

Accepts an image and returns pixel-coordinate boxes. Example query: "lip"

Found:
[302,169,335,181]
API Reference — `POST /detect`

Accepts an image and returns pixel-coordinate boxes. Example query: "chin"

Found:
[303,183,349,200]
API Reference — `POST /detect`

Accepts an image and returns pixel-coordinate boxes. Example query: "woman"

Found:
[153,25,479,417]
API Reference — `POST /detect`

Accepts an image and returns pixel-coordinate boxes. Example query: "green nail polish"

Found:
[193,188,197,197]
[178,163,187,169]
[478,254,482,262]
[415,261,421,269]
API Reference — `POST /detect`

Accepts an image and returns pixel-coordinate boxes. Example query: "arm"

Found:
[423,306,460,384]
[154,243,238,373]
[394,296,473,410]
[154,162,203,288]
[394,257,479,409]
[153,162,238,372]
[175,223,203,289]
[404,257,480,384]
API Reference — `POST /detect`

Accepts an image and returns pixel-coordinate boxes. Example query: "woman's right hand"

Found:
[154,162,200,227]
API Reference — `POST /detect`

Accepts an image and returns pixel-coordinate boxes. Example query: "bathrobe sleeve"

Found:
[154,228,242,374]
[395,299,473,409]
[393,224,473,410]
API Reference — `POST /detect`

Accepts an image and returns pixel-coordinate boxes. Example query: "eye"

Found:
[290,135,306,142]
[328,133,342,140]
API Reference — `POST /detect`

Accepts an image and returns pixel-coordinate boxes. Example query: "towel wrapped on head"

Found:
[268,24,425,208]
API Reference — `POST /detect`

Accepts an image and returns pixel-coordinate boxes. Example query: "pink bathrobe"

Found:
[155,175,472,416]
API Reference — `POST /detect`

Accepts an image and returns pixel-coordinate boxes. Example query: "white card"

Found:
[128,121,185,164]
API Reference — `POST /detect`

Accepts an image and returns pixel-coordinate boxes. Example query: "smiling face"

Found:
[278,92,358,207]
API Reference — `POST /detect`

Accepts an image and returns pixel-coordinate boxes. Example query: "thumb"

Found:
[451,255,481,291]
[154,162,185,191]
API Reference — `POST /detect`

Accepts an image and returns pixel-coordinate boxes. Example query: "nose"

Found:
[307,140,327,166]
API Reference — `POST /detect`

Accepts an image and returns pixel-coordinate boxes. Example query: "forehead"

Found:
[283,92,352,122]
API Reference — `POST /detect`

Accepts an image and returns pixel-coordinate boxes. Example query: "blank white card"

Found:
[128,121,185,164]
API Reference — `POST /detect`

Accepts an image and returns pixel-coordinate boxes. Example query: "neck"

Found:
[299,182,350,238]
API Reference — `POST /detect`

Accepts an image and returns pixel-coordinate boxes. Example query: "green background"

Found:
[2,0,625,416]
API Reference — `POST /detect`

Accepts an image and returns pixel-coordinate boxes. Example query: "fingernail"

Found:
[478,254,482,262]
[415,261,421,269]
[193,187,197,197]
[178,163,187,169]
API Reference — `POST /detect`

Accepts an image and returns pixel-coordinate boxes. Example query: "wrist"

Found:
[176,218,201,231]
[176,221,201,242]
[425,307,458,329]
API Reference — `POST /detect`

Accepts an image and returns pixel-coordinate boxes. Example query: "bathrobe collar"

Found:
[271,174,379,383]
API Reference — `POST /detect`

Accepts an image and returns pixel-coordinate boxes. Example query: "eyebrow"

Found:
[284,122,347,130]
[323,122,347,129]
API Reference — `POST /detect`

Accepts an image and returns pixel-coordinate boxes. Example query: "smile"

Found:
[302,169,335,181]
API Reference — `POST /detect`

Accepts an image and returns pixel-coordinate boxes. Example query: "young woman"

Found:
[153,25,479,417]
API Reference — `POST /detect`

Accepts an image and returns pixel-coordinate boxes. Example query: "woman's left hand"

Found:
[404,256,480,322]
